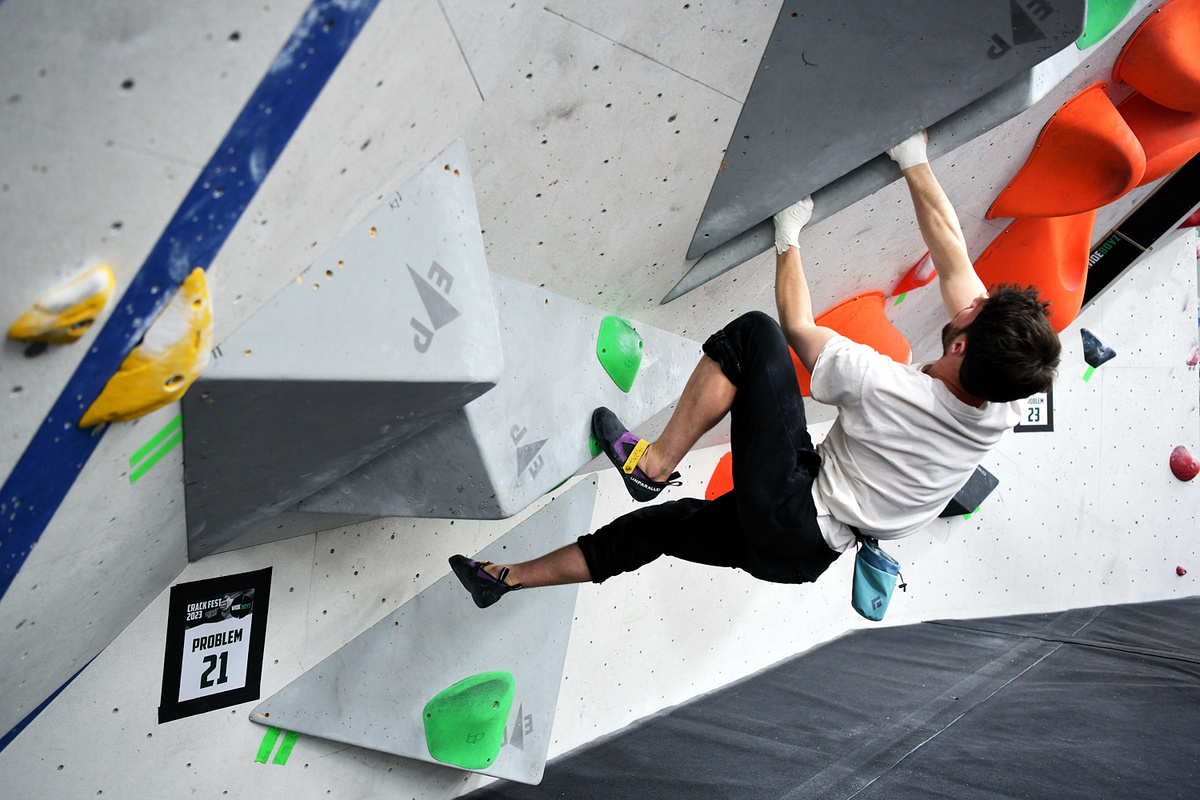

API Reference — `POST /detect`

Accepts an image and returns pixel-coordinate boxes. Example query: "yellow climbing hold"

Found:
[8,264,115,344]
[79,268,213,428]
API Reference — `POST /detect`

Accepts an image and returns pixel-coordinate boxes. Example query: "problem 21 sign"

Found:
[159,567,272,723]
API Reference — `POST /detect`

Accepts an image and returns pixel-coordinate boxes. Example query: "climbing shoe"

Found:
[592,406,681,502]
[450,555,521,609]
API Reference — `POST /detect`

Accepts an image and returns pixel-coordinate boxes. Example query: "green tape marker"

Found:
[255,727,282,764]
[894,292,907,306]
[130,414,184,483]
[130,429,183,484]
[130,414,181,467]
[1083,365,1095,383]
[272,730,301,765]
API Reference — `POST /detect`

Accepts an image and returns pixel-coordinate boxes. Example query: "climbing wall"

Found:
[1,0,1198,798]
[0,0,483,751]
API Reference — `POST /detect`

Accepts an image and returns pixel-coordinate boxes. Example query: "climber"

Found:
[450,130,1061,608]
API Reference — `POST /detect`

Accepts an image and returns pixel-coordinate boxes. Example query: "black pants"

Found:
[577,311,842,585]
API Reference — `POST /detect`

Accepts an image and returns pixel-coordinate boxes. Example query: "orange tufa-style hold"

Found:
[791,291,912,397]
[972,210,1097,333]
[987,84,1145,219]
[705,451,734,500]
[1112,0,1200,113]
[1118,92,1200,186]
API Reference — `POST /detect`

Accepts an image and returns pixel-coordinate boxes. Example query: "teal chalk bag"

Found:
[851,535,905,621]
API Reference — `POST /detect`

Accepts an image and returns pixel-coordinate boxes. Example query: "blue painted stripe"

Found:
[0,658,92,754]
[0,0,381,598]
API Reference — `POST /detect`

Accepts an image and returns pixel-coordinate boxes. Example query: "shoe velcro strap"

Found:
[622,439,650,475]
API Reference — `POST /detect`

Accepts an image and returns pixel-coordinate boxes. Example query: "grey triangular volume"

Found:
[408,263,461,330]
[182,139,501,559]
[685,0,1086,260]
[295,274,701,519]
[250,477,598,786]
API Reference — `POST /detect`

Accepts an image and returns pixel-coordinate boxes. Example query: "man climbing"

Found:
[450,131,1062,608]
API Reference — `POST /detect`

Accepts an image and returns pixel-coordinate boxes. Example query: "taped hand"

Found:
[773,196,814,254]
[886,130,929,170]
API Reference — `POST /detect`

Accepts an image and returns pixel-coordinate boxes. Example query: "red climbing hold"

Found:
[1177,566,1188,577]
[1170,445,1200,481]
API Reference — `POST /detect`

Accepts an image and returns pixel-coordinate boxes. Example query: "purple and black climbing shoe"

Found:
[592,406,682,502]
[450,555,522,609]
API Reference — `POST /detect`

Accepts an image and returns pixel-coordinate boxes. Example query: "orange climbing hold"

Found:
[987,84,1145,220]
[705,451,734,500]
[792,291,912,397]
[973,210,1098,333]
[891,252,936,297]
[1118,92,1200,186]
[1112,0,1200,113]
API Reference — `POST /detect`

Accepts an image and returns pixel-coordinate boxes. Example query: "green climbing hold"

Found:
[423,671,515,770]
[588,433,602,457]
[597,316,643,393]
[1076,0,1136,50]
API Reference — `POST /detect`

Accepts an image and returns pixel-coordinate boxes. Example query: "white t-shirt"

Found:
[808,336,1022,552]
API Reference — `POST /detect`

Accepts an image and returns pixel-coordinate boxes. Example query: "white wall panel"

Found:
[0,404,188,737]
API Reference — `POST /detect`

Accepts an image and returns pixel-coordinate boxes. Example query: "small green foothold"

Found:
[894,293,907,306]
[423,671,515,770]
[596,316,643,393]
[588,434,601,457]
[1083,365,1095,383]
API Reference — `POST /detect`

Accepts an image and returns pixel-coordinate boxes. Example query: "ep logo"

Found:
[408,261,460,353]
